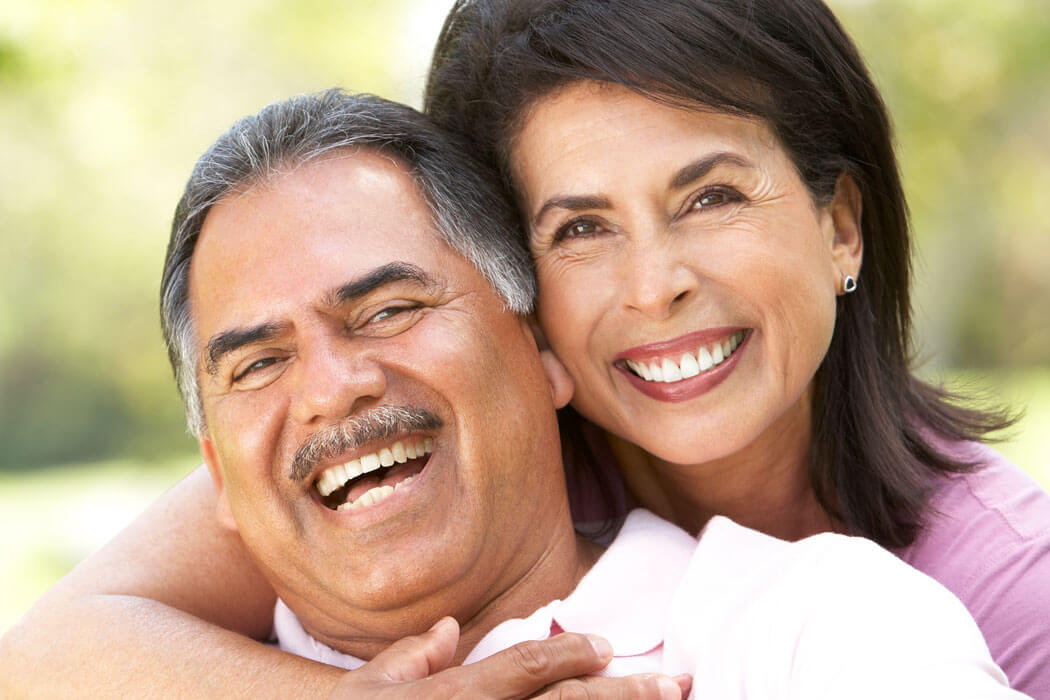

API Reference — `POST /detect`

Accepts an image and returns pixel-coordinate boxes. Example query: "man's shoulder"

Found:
[664,516,1013,696]
[684,515,928,610]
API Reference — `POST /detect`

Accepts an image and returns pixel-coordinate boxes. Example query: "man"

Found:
[0,90,1026,698]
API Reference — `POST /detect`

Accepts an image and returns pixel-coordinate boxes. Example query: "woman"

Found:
[421,0,1050,693]
[3,0,1048,696]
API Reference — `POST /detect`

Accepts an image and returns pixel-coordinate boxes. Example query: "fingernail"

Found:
[658,676,681,700]
[586,634,613,660]
[672,674,692,695]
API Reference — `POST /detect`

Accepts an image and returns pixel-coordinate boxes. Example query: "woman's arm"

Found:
[0,466,667,699]
[0,466,343,697]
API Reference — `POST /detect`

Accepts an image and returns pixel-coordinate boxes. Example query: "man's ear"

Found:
[526,313,551,351]
[827,173,864,289]
[200,435,239,533]
[539,349,574,409]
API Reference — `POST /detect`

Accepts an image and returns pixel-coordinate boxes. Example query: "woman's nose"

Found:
[289,338,387,426]
[620,239,698,319]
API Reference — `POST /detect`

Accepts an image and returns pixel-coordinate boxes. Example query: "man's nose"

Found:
[620,237,699,320]
[289,339,387,425]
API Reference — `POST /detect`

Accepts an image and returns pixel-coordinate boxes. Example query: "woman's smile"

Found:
[614,328,749,402]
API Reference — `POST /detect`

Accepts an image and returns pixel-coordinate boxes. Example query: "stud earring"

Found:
[843,275,857,294]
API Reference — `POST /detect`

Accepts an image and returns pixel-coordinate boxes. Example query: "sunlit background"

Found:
[1,0,1048,635]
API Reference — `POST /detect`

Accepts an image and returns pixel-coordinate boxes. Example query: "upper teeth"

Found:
[315,437,433,497]
[625,331,744,383]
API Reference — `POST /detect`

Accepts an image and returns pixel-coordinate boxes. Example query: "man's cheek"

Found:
[214,396,285,467]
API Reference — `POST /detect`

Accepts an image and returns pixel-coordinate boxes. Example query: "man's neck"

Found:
[453,529,603,663]
[294,506,602,665]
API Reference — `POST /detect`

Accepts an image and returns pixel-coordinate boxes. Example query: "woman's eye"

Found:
[690,188,737,211]
[554,219,600,242]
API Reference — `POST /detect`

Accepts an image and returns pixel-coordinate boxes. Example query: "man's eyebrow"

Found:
[327,262,439,307]
[206,322,285,375]
[533,195,611,227]
[669,152,754,190]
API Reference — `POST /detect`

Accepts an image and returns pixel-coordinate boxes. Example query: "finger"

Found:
[454,632,614,699]
[363,616,460,682]
[672,674,692,697]
[537,673,685,700]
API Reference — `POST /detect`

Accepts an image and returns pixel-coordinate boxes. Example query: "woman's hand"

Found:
[330,617,691,699]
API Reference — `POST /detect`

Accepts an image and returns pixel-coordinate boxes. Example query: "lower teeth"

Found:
[337,475,416,511]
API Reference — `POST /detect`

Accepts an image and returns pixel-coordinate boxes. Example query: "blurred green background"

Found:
[1,0,1047,635]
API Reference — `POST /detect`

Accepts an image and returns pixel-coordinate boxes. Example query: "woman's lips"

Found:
[614,329,750,402]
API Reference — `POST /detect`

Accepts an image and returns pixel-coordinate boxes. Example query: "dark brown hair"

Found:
[424,0,1015,547]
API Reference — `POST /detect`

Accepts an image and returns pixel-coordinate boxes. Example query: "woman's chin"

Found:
[604,419,752,470]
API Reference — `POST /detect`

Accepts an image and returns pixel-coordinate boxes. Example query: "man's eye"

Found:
[234,357,279,382]
[370,306,410,323]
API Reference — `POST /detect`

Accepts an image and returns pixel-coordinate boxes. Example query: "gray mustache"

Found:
[288,406,443,481]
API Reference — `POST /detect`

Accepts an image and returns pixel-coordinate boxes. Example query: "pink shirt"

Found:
[895,442,1050,698]
[275,510,1024,698]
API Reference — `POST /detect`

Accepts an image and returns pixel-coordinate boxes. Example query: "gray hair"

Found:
[161,89,535,437]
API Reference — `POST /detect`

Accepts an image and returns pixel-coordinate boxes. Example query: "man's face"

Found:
[189,151,571,649]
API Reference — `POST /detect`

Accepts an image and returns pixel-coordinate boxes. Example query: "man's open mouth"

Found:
[314,437,433,511]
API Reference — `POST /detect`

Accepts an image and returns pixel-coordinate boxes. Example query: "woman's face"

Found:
[511,82,862,466]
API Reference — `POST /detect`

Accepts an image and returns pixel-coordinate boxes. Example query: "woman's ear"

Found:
[539,349,574,409]
[200,436,239,533]
[828,173,864,287]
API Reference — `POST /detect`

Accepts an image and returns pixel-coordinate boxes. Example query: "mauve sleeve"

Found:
[895,444,1050,698]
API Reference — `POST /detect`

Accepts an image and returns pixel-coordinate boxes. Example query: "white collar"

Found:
[465,509,697,662]
[274,509,698,668]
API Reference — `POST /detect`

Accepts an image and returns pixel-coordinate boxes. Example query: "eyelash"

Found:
[368,303,420,324]
[551,185,743,244]
[233,357,280,383]
[687,185,742,212]
[229,304,424,384]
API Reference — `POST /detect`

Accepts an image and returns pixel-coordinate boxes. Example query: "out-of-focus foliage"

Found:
[0,0,1047,470]
[0,0,454,468]
[833,0,1050,370]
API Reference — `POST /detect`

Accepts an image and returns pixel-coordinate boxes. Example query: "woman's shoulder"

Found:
[899,440,1050,696]
[911,440,1050,560]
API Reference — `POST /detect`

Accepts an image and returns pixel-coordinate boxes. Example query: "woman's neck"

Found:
[606,402,840,541]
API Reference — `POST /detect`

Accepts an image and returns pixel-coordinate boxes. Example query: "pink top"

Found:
[894,441,1050,698]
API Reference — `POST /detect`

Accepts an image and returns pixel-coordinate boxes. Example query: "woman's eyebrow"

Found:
[533,195,611,227]
[669,152,754,189]
[531,152,755,226]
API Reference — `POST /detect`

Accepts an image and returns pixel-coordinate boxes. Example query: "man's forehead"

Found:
[194,154,440,278]
[188,151,489,337]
